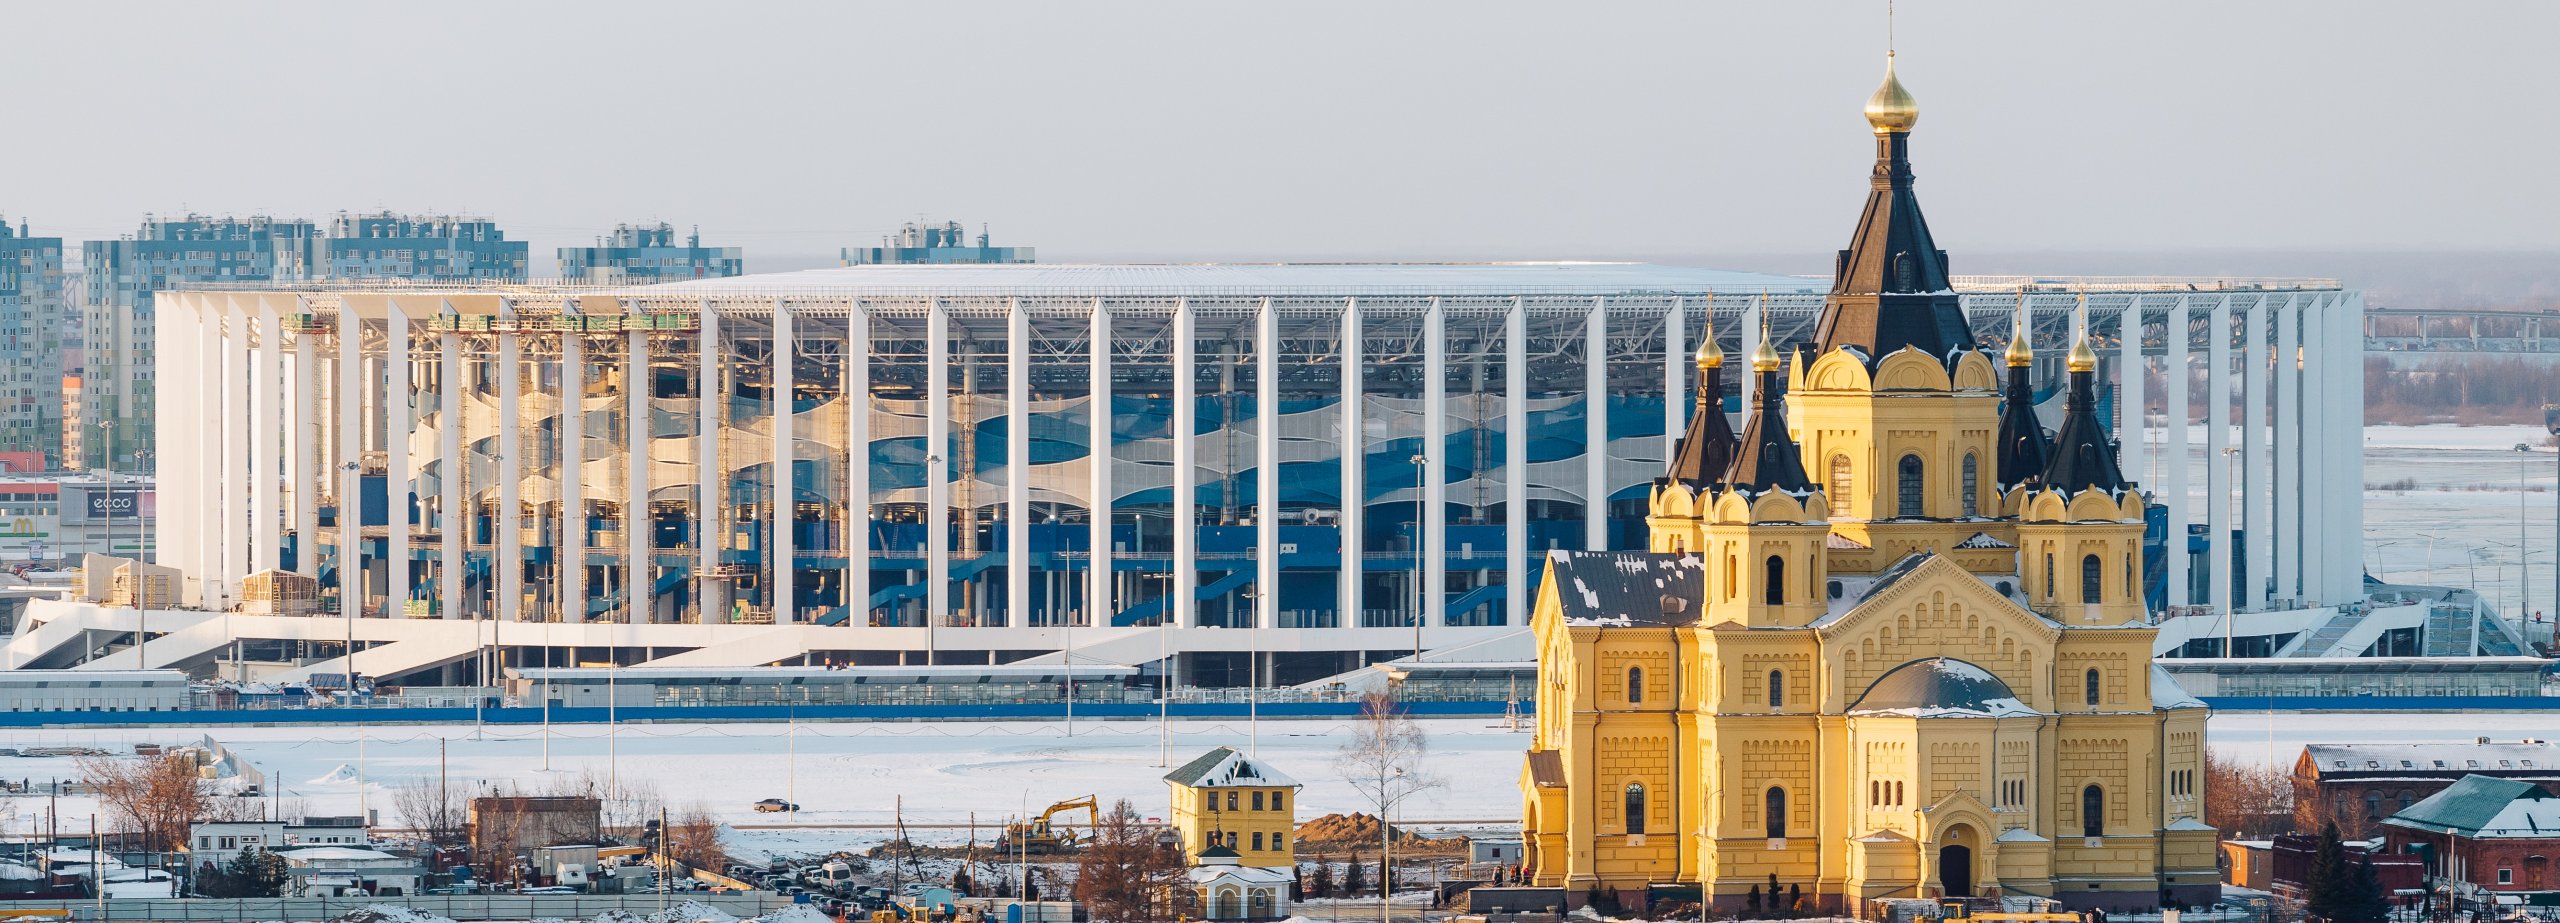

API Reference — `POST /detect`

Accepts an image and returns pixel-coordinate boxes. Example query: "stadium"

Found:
[0,262,2364,690]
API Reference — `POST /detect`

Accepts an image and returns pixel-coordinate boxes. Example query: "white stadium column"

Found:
[439,306,463,619]
[925,299,949,631]
[387,300,410,618]
[1006,299,1030,629]
[1338,298,1363,628]
[2274,295,2301,604]
[562,307,586,623]
[2301,298,2328,603]
[496,304,521,622]
[626,314,650,623]
[1504,297,1528,628]
[253,299,280,574]
[2164,296,2190,606]
[1583,296,1607,550]
[1171,300,1197,629]
[2205,294,2231,616]
[338,302,365,619]
[1086,300,1110,627]
[2116,296,2144,496]
[2243,294,2270,611]
[699,298,724,623]
[1423,297,1447,629]
[1255,299,1280,631]
[1739,295,1763,415]
[295,302,319,581]
[772,299,796,625]
[1664,296,1686,451]
[844,301,871,627]
[222,299,248,601]
[2334,293,2366,602]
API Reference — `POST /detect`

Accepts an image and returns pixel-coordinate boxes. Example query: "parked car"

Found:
[753,798,800,813]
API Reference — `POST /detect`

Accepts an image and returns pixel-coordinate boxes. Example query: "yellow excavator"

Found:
[999,796,1098,854]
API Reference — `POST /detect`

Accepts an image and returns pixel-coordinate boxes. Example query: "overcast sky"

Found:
[7,1,2553,273]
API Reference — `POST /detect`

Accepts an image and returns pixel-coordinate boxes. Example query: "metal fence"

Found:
[0,892,790,922]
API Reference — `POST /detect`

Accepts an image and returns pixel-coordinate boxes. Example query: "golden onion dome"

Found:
[2004,330,2034,368]
[1865,52,1919,134]
[2066,333,2098,373]
[1698,321,1725,368]
[1749,335,1782,372]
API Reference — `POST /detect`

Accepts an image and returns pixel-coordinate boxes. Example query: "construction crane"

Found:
[999,796,1098,854]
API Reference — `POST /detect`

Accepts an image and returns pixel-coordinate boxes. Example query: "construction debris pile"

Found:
[1292,813,1440,850]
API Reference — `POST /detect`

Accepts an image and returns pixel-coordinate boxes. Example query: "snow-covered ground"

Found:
[0,718,1534,854]
[3,708,2552,857]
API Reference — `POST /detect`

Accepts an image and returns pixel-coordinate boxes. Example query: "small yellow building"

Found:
[1166,747,1301,868]
[1517,55,2216,915]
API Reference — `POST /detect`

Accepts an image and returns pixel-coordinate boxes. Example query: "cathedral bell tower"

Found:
[1697,338,1829,628]
[1648,317,1740,555]
[1785,54,2004,575]
[2013,322,2149,624]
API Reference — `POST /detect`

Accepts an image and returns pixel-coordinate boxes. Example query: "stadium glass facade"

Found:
[153,264,2362,673]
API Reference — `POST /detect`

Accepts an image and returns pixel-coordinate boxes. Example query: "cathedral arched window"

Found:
[2082,785,2105,838]
[1766,787,1789,839]
[1627,667,1643,705]
[1960,454,1979,517]
[1725,555,1738,600]
[2126,553,2137,599]
[1764,556,1786,606]
[2082,554,2104,604]
[1624,783,1647,835]
[2085,668,2102,706]
[1897,455,1925,517]
[1829,455,1853,506]
[1768,669,1785,708]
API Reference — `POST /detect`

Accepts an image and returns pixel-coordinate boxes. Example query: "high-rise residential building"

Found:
[557,223,743,283]
[841,220,1033,265]
[0,218,67,468]
[81,215,322,469]
[325,212,526,282]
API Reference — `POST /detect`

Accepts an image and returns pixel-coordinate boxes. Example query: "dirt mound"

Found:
[1294,812,1433,849]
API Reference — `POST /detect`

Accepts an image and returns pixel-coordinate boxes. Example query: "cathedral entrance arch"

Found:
[1938,843,1973,898]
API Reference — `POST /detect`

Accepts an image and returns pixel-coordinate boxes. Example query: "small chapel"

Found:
[1516,53,2218,914]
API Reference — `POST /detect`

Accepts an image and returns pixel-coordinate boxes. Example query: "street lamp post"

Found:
[2545,403,2559,650]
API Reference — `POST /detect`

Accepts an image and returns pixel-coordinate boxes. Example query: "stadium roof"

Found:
[642,262,1825,298]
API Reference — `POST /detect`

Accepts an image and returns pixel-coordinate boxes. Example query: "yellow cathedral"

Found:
[1517,55,2217,915]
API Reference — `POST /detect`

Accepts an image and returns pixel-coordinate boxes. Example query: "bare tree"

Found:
[665,804,726,873]
[541,769,662,838]
[77,752,206,851]
[1074,799,1188,923]
[2207,748,2295,838]
[390,778,469,849]
[1337,692,1441,916]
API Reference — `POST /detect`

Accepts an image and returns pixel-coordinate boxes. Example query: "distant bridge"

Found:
[2364,307,2560,355]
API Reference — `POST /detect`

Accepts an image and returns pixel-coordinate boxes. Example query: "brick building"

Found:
[2380,775,2560,900]
[2292,740,2560,838]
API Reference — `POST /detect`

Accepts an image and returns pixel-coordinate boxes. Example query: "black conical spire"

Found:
[2039,324,2130,493]
[1995,296,2053,488]
[1664,315,1739,487]
[1810,54,1976,366]
[1722,340,1812,494]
